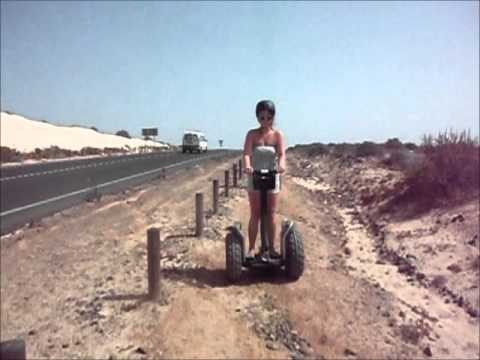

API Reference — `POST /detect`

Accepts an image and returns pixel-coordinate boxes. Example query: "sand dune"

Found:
[0,111,169,153]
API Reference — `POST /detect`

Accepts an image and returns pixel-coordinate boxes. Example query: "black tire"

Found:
[285,224,305,280]
[226,232,243,282]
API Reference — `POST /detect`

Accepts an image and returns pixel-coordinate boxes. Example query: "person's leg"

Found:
[248,191,260,255]
[267,192,279,255]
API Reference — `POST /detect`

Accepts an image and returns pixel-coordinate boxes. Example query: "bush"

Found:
[80,147,102,156]
[116,130,131,139]
[356,141,383,158]
[404,142,418,151]
[0,146,21,162]
[22,147,81,160]
[385,138,403,150]
[34,148,43,159]
[382,148,424,171]
[332,143,357,157]
[43,146,72,159]
[307,143,330,157]
[406,129,479,199]
[103,147,124,155]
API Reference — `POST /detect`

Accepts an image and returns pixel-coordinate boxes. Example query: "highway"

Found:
[0,149,237,234]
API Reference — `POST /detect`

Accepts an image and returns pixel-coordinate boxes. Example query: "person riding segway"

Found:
[225,100,304,282]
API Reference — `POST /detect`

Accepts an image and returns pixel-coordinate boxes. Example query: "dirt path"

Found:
[203,175,423,359]
[289,176,479,359]
[1,155,478,359]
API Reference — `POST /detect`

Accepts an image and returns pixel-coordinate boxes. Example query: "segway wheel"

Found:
[225,232,243,282]
[285,224,305,280]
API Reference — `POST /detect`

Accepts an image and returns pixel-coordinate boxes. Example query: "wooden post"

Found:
[238,159,242,179]
[147,228,161,300]
[196,192,204,237]
[233,163,238,188]
[224,170,229,197]
[213,179,219,214]
[0,339,26,360]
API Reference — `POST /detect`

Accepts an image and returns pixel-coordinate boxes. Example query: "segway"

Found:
[225,148,305,282]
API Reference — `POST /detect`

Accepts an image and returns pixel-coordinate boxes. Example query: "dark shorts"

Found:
[246,173,281,194]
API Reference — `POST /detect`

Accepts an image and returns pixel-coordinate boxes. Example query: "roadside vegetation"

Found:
[115,129,131,138]
[410,130,479,199]
[290,129,479,212]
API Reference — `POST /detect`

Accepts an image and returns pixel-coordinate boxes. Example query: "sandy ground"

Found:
[1,151,479,359]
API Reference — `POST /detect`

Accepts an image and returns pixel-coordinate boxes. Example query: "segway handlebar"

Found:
[252,169,278,176]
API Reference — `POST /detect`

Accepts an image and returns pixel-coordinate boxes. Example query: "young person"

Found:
[243,100,286,259]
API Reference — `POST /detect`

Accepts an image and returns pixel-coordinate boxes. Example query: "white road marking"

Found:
[0,153,223,217]
[0,153,217,182]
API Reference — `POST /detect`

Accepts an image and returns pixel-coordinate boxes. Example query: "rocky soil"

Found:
[1,149,479,359]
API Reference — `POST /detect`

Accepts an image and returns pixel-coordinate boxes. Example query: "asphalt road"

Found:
[0,149,238,234]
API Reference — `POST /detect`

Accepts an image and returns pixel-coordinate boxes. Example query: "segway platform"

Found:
[245,254,283,268]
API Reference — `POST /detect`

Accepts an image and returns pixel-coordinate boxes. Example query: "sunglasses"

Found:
[258,115,273,122]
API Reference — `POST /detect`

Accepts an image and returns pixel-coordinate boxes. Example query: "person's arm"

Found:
[276,130,286,173]
[243,129,254,174]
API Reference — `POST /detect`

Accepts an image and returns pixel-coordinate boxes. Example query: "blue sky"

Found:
[1,1,478,148]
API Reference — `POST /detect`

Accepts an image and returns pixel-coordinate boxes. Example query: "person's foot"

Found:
[246,248,255,260]
[269,249,281,259]
[261,250,270,262]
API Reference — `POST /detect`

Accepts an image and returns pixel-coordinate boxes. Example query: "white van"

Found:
[182,130,208,153]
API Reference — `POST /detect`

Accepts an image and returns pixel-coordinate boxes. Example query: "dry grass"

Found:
[406,129,479,201]
[289,131,478,217]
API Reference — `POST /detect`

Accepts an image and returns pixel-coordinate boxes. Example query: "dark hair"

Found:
[255,100,275,117]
